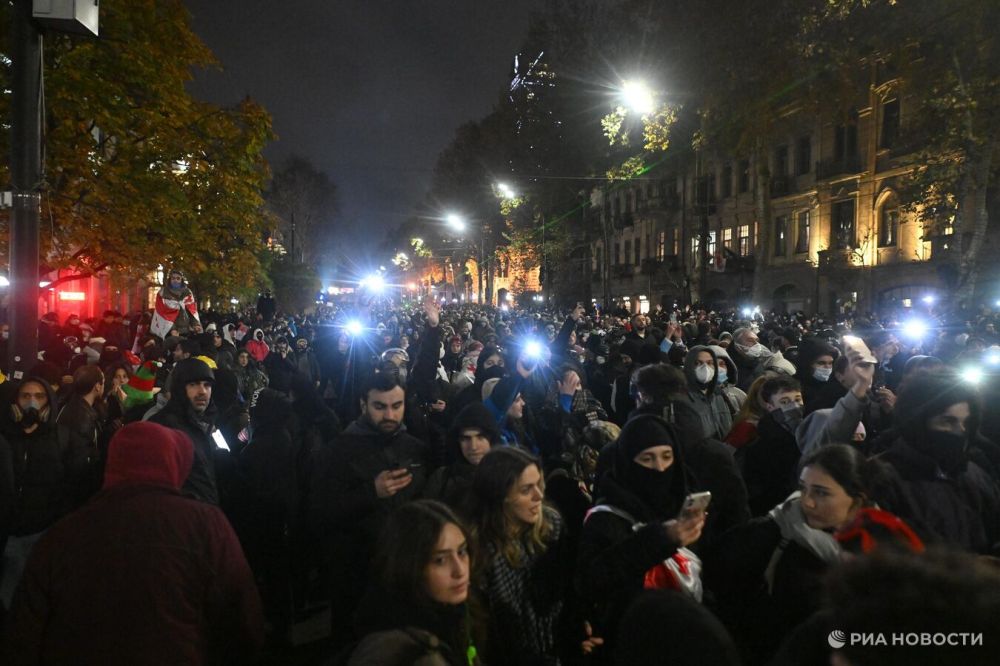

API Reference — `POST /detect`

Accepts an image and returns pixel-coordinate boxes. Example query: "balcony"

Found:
[816,155,862,179]
[818,248,854,268]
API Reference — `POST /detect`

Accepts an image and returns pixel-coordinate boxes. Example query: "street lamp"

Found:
[446,214,466,232]
[497,182,516,199]
[621,79,655,115]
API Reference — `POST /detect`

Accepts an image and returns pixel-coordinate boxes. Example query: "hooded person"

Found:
[422,402,500,512]
[450,345,507,415]
[794,339,839,405]
[874,368,1000,554]
[610,338,643,425]
[707,344,747,417]
[245,328,270,363]
[682,346,734,441]
[149,358,223,505]
[150,269,201,339]
[2,422,264,665]
[576,414,706,663]
[0,377,82,607]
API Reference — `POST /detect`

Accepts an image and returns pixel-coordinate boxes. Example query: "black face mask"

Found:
[20,407,40,428]
[916,431,968,475]
[771,405,804,434]
[625,461,677,519]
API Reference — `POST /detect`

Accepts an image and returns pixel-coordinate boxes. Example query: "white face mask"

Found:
[695,364,715,384]
[813,367,833,382]
[739,342,767,358]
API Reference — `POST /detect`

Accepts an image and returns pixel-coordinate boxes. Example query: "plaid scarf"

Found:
[481,509,564,664]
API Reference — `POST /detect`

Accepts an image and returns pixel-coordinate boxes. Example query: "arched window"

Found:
[879,192,900,247]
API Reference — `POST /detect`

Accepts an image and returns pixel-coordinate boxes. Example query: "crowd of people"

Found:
[3,279,1000,665]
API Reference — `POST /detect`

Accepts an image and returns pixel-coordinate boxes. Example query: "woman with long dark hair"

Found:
[347,500,479,666]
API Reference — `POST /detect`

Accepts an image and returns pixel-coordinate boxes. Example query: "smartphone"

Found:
[679,491,711,519]
[407,462,423,470]
[211,429,231,452]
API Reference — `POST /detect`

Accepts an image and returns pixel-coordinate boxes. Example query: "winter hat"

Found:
[122,360,162,411]
[486,376,521,411]
[103,422,194,491]
[170,357,215,392]
[617,414,679,462]
[450,402,501,447]
[619,339,643,362]
[194,355,218,370]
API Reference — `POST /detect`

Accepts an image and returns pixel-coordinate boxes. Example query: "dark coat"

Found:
[307,419,431,636]
[2,483,263,665]
[348,585,473,666]
[422,461,476,515]
[706,516,832,665]
[149,399,221,505]
[740,412,802,517]
[875,438,1000,554]
[0,379,81,541]
[598,401,751,547]
[575,473,682,663]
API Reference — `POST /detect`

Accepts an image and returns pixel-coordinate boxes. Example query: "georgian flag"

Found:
[150,291,200,339]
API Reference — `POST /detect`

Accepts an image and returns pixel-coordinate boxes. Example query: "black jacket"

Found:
[149,399,221,505]
[0,379,80,540]
[575,473,682,663]
[875,438,1000,554]
[740,412,802,517]
[307,419,431,625]
[706,516,832,665]
[597,402,750,546]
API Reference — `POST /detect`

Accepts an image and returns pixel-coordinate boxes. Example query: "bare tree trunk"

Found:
[955,142,994,306]
[751,139,773,306]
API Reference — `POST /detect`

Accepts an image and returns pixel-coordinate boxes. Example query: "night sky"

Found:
[183,0,537,265]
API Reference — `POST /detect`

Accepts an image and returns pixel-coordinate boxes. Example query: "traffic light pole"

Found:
[8,0,42,378]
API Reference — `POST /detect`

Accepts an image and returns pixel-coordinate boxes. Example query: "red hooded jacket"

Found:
[3,422,264,665]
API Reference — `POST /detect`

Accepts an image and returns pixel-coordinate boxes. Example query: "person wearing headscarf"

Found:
[575,414,706,664]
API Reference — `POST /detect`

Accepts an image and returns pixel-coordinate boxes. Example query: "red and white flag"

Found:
[150,291,200,338]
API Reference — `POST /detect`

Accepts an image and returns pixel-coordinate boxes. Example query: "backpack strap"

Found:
[584,504,645,531]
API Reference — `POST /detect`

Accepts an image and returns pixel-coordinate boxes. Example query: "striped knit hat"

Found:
[122,360,162,411]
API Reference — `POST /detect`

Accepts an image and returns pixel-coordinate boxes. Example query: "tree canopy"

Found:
[0,0,274,297]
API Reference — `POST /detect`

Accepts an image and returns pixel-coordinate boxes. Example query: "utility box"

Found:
[32,0,99,37]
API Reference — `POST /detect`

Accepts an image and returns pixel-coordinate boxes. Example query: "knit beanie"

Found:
[122,360,161,411]
[450,402,501,446]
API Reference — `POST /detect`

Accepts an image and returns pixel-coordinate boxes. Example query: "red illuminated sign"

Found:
[58,291,86,301]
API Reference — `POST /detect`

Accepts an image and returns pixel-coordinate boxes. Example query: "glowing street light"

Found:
[497,182,516,199]
[901,319,929,340]
[962,367,984,385]
[446,214,466,232]
[922,295,936,305]
[621,79,655,115]
[360,274,385,293]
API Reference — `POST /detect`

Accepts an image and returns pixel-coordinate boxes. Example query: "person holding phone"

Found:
[576,414,707,663]
[307,370,431,650]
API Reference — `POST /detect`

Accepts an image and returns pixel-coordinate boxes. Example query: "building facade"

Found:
[590,71,999,315]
